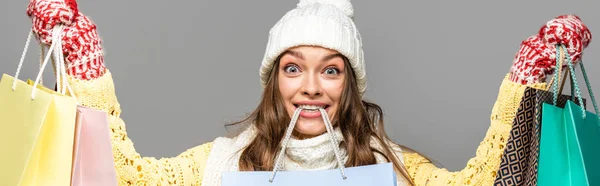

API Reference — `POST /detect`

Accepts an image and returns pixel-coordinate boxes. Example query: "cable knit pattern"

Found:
[259,0,367,94]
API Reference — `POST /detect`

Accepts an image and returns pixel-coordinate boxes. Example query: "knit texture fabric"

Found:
[27,0,568,185]
[509,15,591,85]
[27,0,106,80]
[259,0,366,94]
[65,68,545,185]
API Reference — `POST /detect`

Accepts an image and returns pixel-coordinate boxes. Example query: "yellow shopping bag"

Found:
[0,74,77,186]
[0,27,78,186]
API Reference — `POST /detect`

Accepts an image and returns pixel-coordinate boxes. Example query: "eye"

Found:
[283,64,301,74]
[323,67,340,75]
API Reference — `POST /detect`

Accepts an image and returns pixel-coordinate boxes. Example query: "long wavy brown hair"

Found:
[227,52,416,185]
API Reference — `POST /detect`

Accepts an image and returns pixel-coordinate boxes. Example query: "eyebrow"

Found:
[282,50,343,62]
[322,53,344,62]
[283,50,304,60]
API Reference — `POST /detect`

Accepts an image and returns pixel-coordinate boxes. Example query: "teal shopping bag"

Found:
[537,44,600,186]
[564,100,600,186]
[538,102,570,186]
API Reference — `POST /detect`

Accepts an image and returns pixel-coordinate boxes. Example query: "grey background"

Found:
[1,0,598,171]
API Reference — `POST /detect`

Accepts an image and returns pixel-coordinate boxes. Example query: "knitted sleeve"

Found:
[402,74,547,186]
[66,70,213,186]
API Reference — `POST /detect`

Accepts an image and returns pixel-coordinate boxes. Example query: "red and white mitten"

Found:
[27,0,106,80]
[509,14,592,85]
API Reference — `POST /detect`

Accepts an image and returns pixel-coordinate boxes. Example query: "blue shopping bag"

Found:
[222,163,397,186]
[221,108,398,186]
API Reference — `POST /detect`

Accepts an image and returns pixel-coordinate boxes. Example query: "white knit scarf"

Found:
[199,124,409,186]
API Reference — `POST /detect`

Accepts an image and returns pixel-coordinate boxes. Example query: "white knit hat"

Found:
[259,0,367,94]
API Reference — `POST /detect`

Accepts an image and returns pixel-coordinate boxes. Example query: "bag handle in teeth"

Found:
[269,108,348,183]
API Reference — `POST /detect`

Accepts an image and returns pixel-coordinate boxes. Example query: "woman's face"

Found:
[278,46,346,138]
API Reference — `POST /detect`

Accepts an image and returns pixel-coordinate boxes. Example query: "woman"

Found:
[25,0,591,185]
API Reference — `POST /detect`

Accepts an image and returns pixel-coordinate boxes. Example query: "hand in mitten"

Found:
[27,0,106,80]
[509,14,592,85]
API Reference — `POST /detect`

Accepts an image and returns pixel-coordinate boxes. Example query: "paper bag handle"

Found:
[548,46,570,96]
[49,27,77,99]
[552,44,600,125]
[13,23,78,102]
[269,108,348,183]
[12,26,61,99]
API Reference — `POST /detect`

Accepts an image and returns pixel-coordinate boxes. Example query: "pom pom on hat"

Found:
[297,0,354,18]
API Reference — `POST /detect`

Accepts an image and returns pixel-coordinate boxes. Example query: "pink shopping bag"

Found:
[71,106,118,186]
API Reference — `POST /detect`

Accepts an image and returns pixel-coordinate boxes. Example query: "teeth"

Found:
[298,105,325,110]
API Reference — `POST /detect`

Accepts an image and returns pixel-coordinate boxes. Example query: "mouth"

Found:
[293,104,330,112]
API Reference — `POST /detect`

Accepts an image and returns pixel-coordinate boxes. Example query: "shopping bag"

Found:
[538,44,600,186]
[562,101,600,186]
[222,108,398,186]
[493,87,585,186]
[71,106,119,186]
[25,79,119,186]
[538,102,570,185]
[494,45,586,186]
[0,28,78,186]
[222,163,397,186]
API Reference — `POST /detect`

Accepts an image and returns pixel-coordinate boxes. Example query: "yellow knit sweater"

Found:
[65,69,546,186]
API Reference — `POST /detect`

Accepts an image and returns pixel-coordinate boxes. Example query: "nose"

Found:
[301,74,322,97]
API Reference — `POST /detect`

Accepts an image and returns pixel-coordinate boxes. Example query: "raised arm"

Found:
[402,15,592,186]
[26,0,213,185]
